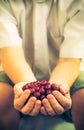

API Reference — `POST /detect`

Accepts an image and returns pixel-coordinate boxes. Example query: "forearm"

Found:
[49,58,80,88]
[1,46,36,84]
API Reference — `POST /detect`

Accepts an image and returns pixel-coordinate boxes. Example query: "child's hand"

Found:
[40,82,72,116]
[14,82,41,116]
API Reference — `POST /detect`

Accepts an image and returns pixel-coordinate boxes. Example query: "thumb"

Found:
[65,93,71,99]
[59,83,69,95]
[14,82,27,98]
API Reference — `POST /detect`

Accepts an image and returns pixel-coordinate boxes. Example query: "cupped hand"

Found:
[14,82,41,116]
[40,82,72,116]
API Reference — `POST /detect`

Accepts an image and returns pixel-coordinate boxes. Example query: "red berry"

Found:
[45,84,51,90]
[40,95,46,100]
[34,86,39,91]
[40,80,48,86]
[31,88,35,94]
[46,90,51,95]
[34,92,40,99]
[22,80,63,101]
[22,84,29,91]
[47,84,51,89]
[39,87,45,94]
[30,82,35,88]
[51,84,60,91]
[27,83,32,88]
[34,80,40,86]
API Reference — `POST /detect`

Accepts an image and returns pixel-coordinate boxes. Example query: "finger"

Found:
[47,94,65,114]
[21,97,37,114]
[40,106,48,115]
[59,83,69,95]
[42,98,56,116]
[14,90,30,110]
[29,100,41,116]
[52,91,72,110]
[65,93,71,99]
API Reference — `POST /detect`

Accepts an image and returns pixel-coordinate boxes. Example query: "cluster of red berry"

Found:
[22,80,60,100]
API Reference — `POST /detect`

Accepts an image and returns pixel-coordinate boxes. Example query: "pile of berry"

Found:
[22,80,60,100]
